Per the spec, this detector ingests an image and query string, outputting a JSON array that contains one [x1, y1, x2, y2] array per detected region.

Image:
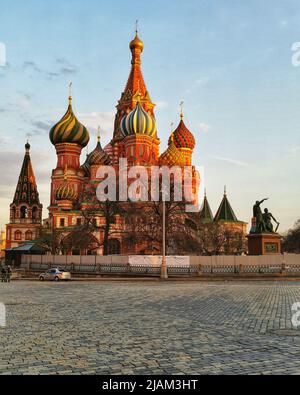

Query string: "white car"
[[39, 268, 71, 282]]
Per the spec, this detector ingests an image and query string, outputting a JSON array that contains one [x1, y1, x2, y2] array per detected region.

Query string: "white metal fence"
[[20, 253, 300, 277]]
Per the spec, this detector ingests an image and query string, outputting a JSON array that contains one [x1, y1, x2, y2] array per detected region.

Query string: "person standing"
[[6, 265, 12, 283]]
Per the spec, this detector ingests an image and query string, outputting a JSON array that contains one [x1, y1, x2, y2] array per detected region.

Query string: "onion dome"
[[87, 129, 111, 166], [49, 95, 90, 148], [130, 32, 144, 52], [120, 101, 157, 138], [104, 142, 113, 158], [81, 155, 90, 175], [170, 113, 195, 150], [159, 134, 185, 167], [55, 183, 78, 201], [55, 166, 78, 201]]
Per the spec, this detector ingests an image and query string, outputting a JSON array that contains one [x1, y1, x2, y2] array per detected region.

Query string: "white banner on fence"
[[128, 256, 190, 267]]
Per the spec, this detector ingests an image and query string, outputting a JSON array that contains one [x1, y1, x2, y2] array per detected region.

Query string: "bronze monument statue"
[[263, 208, 279, 233], [248, 198, 281, 255], [251, 198, 279, 234]]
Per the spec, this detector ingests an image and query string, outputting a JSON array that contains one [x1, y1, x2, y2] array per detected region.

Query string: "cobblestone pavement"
[[1, 280, 300, 375]]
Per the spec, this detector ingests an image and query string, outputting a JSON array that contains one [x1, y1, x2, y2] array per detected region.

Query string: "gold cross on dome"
[[180, 101, 184, 119]]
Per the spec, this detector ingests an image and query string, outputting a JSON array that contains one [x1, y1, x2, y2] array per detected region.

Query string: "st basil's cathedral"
[[5, 32, 247, 254]]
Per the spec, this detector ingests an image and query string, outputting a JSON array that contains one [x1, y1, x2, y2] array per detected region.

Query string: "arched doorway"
[[108, 239, 121, 255]]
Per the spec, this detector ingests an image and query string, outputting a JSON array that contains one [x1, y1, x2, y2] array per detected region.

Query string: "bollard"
[[281, 261, 286, 276], [198, 264, 202, 276]]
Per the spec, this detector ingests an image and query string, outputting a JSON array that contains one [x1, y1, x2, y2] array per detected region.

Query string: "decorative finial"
[[224, 185, 227, 195], [97, 126, 101, 142], [135, 19, 139, 35], [69, 82, 73, 105], [204, 188, 207, 197], [25, 139, 31, 151], [180, 101, 184, 119]]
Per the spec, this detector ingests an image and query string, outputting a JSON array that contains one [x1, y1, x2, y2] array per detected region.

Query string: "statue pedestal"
[[247, 233, 282, 255]]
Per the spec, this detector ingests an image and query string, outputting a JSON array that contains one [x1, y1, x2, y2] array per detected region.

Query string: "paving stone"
[[0, 281, 300, 374]]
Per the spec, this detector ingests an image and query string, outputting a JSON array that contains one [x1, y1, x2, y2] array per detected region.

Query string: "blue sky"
[[0, 0, 299, 231]]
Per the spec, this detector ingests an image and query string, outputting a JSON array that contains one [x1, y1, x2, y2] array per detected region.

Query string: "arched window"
[[108, 239, 121, 255], [32, 206, 38, 219], [11, 206, 16, 219], [14, 230, 22, 241], [20, 206, 27, 219], [25, 230, 33, 240]]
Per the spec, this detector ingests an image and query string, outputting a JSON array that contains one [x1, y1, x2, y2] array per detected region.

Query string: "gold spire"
[[97, 126, 101, 142], [135, 19, 139, 35], [180, 101, 184, 120], [68, 82, 73, 105]]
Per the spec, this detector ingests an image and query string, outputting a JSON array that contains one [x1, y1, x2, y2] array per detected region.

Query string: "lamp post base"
[[161, 256, 168, 279]]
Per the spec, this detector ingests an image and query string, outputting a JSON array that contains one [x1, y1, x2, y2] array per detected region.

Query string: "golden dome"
[[159, 134, 186, 167], [130, 33, 144, 52], [55, 182, 78, 201]]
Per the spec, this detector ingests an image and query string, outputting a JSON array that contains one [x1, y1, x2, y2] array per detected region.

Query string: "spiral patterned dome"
[[50, 97, 90, 148], [170, 119, 195, 150], [120, 101, 157, 138], [159, 135, 185, 167], [87, 140, 111, 166], [55, 182, 78, 201], [81, 156, 90, 175]]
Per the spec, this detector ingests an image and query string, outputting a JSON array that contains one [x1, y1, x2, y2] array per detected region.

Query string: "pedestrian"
[[6, 265, 12, 283], [1, 266, 6, 283]]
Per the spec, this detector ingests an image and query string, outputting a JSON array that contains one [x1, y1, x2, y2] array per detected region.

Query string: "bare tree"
[[283, 220, 300, 253]]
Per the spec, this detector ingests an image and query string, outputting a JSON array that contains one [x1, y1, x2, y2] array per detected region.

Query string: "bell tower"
[[6, 142, 43, 248]]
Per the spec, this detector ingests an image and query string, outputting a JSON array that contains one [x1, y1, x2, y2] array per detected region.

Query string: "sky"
[[0, 0, 299, 232]]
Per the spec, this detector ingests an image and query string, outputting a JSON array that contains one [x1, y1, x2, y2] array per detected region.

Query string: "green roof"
[[199, 195, 213, 223], [214, 192, 238, 222]]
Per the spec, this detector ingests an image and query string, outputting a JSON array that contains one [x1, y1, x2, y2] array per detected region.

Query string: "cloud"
[[198, 123, 211, 133], [211, 155, 249, 167], [29, 120, 53, 136], [23, 58, 77, 78], [156, 101, 169, 110], [23, 61, 43, 73], [78, 111, 115, 136], [195, 76, 211, 87]]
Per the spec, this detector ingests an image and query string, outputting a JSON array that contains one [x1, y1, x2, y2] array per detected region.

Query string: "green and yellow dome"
[[50, 96, 90, 148], [120, 101, 157, 138], [55, 182, 78, 201]]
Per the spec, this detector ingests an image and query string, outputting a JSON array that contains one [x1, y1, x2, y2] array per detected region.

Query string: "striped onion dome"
[[50, 97, 90, 148], [159, 134, 185, 167], [104, 142, 113, 159], [55, 182, 78, 201], [87, 140, 111, 166], [81, 155, 90, 175], [169, 118, 195, 150], [120, 101, 157, 138]]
